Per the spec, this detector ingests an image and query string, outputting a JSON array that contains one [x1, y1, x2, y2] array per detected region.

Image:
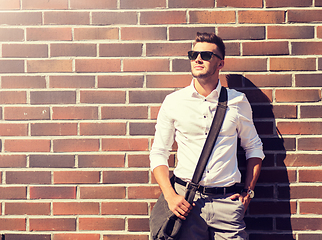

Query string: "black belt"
[[174, 176, 236, 195]]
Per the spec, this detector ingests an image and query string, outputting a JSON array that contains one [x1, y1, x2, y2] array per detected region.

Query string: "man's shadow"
[[223, 74, 294, 240]]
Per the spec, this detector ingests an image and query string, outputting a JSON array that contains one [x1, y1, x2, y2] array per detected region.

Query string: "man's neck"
[[194, 77, 219, 97]]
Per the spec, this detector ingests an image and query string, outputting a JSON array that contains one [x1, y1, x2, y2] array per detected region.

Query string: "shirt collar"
[[189, 78, 222, 102]]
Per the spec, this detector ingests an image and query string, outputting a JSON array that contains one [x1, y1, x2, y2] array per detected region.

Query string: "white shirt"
[[150, 80, 265, 187]]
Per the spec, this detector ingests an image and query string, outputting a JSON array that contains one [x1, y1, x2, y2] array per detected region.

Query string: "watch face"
[[248, 190, 255, 198]]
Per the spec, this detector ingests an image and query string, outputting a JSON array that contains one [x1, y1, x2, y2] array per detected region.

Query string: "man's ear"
[[218, 60, 225, 70]]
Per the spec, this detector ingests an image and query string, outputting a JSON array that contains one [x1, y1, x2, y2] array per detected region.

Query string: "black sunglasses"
[[188, 51, 223, 61]]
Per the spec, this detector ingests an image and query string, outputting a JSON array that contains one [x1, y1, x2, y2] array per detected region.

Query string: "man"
[[150, 32, 264, 239]]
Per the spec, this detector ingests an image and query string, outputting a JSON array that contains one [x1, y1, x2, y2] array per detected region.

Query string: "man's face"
[[190, 42, 224, 79]]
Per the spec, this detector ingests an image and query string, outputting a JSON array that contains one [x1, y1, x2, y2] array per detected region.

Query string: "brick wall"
[[0, 0, 321, 239]]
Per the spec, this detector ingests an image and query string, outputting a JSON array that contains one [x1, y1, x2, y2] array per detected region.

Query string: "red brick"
[[30, 91, 76, 104], [0, 28, 24, 41], [222, 58, 267, 72], [128, 186, 161, 199], [146, 43, 191, 57], [172, 59, 190, 72], [298, 138, 322, 151], [130, 122, 156, 136], [123, 59, 169, 72], [298, 234, 322, 240], [0, 187, 26, 199], [99, 43, 142, 57], [270, 58, 316, 71], [103, 235, 148, 240], [277, 122, 322, 135], [128, 154, 150, 168], [217, 0, 262, 7], [121, 27, 167, 40], [295, 74, 322, 87], [4, 234, 50, 240], [103, 171, 149, 184], [0, 60, 24, 73], [258, 169, 296, 183], [190, 11, 235, 24], [75, 59, 120, 73], [80, 90, 126, 104], [31, 123, 77, 136], [54, 234, 100, 240], [80, 186, 125, 199], [0, 155, 26, 168], [243, 42, 289, 56], [74, 27, 118, 40], [267, 0, 312, 7], [239, 10, 285, 24], [53, 202, 99, 215], [70, 0, 117, 9], [244, 74, 292, 87], [130, 90, 173, 103], [218, 26, 265, 40], [2, 76, 46, 89], [5, 202, 50, 215], [98, 75, 143, 88], [120, 0, 165, 8], [128, 218, 149, 232], [275, 89, 321, 103], [300, 202, 322, 215], [102, 202, 148, 215], [141, 11, 186, 25], [102, 138, 149, 151], [0, 12, 42, 25], [44, 11, 90, 25], [5, 139, 50, 152], [49, 76, 95, 88], [299, 170, 322, 182], [0, 123, 27, 136], [292, 42, 322, 55], [279, 186, 322, 199], [79, 218, 125, 231], [249, 201, 297, 215], [92, 12, 137, 25], [52, 107, 98, 120], [27, 60, 73, 73], [274, 105, 297, 119], [289, 10, 322, 23], [281, 154, 322, 167], [267, 26, 314, 39], [27, 27, 72, 41], [51, 43, 96, 57], [30, 186, 76, 199], [6, 171, 51, 184], [30, 218, 76, 231], [300, 105, 322, 118], [22, 0, 67, 9], [0, 218, 25, 231], [29, 155, 75, 168], [278, 217, 322, 231], [80, 123, 126, 136], [2, 44, 48, 58], [318, 26, 322, 38], [146, 74, 191, 88], [0, 0, 20, 9], [53, 139, 99, 152], [169, 26, 216, 41], [317, 0, 322, 6], [4, 107, 50, 120], [0, 91, 26, 104], [54, 171, 99, 184], [102, 106, 148, 120], [78, 154, 125, 168], [168, 0, 213, 7]]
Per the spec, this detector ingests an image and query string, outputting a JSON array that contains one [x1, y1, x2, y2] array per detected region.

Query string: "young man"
[[150, 32, 264, 239]]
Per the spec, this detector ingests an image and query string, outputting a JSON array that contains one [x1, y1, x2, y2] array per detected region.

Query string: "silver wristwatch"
[[242, 189, 255, 198]]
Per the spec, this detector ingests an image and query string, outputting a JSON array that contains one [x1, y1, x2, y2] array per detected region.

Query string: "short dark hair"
[[195, 32, 225, 60]]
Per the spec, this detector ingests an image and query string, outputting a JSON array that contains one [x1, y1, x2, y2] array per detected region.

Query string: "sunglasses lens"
[[200, 52, 212, 61], [188, 51, 198, 60]]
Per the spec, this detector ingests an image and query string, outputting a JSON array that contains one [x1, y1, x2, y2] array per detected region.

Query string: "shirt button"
[[204, 116, 206, 118], [205, 133, 207, 135]]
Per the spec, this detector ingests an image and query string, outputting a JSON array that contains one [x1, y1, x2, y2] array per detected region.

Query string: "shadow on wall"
[[224, 74, 295, 240]]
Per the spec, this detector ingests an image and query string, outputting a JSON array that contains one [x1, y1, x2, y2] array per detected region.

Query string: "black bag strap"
[[185, 86, 228, 203]]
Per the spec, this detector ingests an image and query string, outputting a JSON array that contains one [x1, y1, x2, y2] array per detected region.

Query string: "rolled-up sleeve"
[[237, 94, 265, 161], [150, 97, 176, 171]]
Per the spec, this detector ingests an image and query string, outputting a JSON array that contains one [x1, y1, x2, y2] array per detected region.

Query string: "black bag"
[[150, 87, 228, 240]]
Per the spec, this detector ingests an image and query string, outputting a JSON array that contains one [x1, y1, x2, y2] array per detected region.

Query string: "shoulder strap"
[[186, 87, 228, 202]]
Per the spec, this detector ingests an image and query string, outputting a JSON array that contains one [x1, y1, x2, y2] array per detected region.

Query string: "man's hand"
[[165, 192, 193, 220], [229, 192, 251, 213]]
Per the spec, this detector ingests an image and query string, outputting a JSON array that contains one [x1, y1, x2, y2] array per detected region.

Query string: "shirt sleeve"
[[236, 94, 265, 160], [150, 96, 176, 171]]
